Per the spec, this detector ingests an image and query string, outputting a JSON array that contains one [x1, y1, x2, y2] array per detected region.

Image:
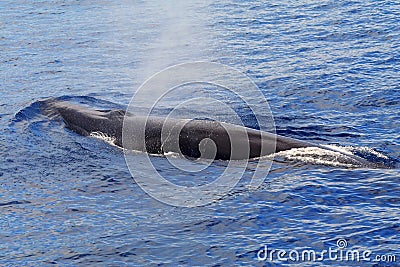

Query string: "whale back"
[[39, 99, 355, 161]]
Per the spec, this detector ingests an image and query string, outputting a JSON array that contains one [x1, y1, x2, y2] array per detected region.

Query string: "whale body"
[[39, 99, 373, 165]]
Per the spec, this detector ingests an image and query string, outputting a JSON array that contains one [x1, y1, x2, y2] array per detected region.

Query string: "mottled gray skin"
[[39, 99, 350, 161]]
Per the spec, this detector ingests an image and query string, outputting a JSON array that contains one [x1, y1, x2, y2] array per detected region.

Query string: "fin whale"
[[39, 99, 372, 165]]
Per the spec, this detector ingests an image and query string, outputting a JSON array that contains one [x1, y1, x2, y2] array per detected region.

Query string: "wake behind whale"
[[25, 96, 396, 169]]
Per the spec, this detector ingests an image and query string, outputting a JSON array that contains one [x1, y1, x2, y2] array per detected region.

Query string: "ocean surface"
[[1, 0, 399, 266]]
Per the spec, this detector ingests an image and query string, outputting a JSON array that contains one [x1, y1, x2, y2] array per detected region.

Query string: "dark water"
[[1, 0, 399, 266]]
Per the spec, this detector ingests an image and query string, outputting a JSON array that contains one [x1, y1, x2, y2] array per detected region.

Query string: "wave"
[[274, 145, 397, 169]]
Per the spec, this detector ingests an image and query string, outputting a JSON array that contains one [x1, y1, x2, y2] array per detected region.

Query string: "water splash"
[[89, 131, 117, 147], [274, 145, 397, 169]]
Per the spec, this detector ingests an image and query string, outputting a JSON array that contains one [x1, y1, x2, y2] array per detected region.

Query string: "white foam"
[[163, 151, 181, 158], [89, 131, 118, 147], [274, 146, 362, 168]]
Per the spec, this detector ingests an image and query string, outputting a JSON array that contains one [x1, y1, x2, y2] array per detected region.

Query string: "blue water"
[[1, 0, 399, 266]]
